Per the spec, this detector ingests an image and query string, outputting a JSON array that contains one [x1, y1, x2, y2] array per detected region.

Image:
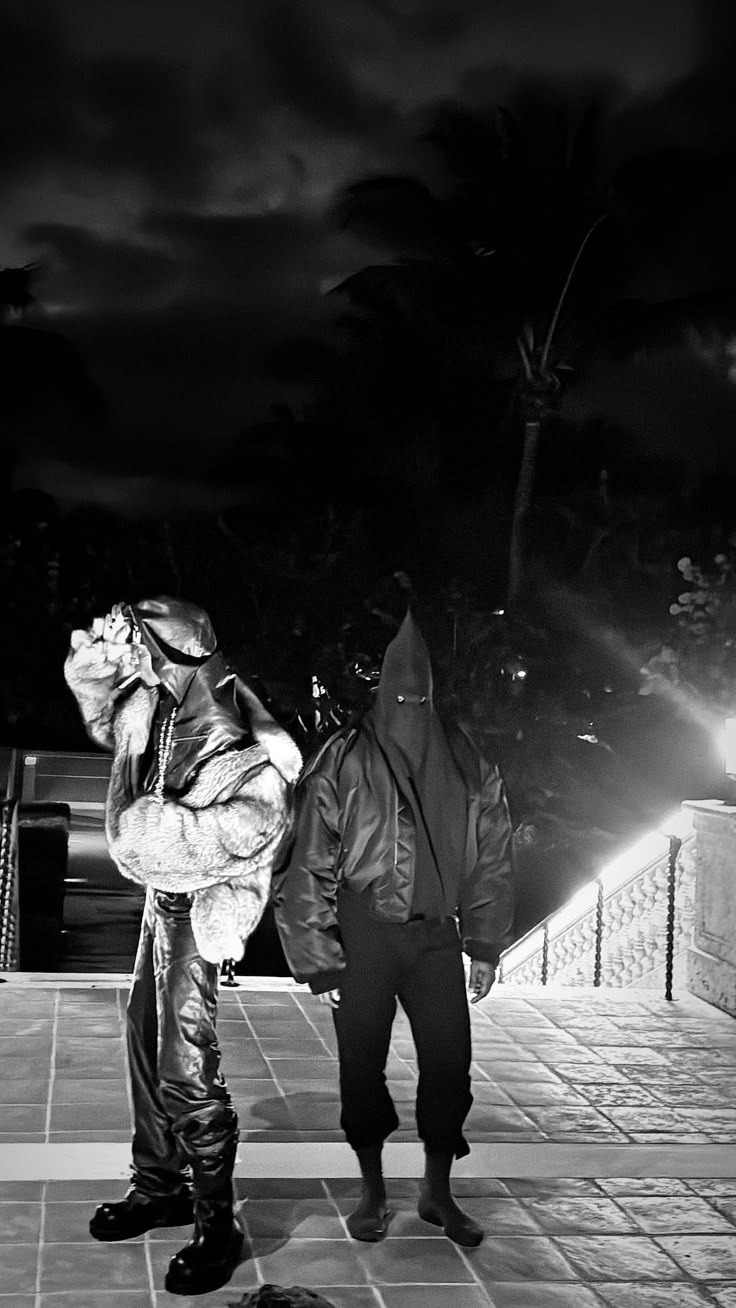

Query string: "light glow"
[[501, 806, 694, 974]]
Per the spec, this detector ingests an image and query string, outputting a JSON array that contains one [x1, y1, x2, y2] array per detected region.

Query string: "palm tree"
[[333, 80, 736, 609], [0, 263, 38, 319], [0, 262, 104, 430]]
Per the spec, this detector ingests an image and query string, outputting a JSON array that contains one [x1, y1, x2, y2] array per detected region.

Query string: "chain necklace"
[[153, 707, 178, 804]]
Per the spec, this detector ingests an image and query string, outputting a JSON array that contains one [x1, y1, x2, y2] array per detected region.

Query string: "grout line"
[[43, 991, 60, 1142], [34, 1178, 47, 1308], [120, 986, 135, 1146], [447, 1230, 496, 1305], [143, 1230, 158, 1307], [291, 991, 339, 1060], [235, 990, 292, 1109]]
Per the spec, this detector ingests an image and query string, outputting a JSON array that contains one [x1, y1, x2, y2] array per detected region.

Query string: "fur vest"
[[65, 647, 302, 963]]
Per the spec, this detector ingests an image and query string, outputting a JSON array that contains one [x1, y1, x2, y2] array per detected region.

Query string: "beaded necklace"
[[154, 707, 178, 804]]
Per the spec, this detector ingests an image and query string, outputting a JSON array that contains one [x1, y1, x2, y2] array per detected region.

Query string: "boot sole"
[[164, 1229, 244, 1296]]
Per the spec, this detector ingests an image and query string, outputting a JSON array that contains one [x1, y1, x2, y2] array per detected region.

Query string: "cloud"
[[81, 57, 213, 200], [248, 0, 395, 135], [23, 223, 179, 310], [1, 0, 723, 513]]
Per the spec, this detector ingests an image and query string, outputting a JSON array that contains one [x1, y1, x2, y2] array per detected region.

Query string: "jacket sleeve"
[[458, 762, 515, 966], [64, 639, 120, 750], [270, 761, 345, 993], [109, 758, 291, 891]]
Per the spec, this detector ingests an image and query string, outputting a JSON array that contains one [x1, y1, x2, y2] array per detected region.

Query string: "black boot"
[[346, 1143, 390, 1241], [164, 1197, 244, 1296], [89, 1187, 194, 1242], [417, 1147, 483, 1247]]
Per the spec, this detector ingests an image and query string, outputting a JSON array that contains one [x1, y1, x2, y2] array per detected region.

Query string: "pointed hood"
[[371, 611, 467, 884], [373, 610, 434, 771]]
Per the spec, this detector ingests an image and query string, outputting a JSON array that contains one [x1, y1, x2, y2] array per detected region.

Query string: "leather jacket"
[[272, 716, 515, 992]]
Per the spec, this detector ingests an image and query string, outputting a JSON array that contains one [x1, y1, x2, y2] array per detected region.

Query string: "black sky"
[[2, 0, 736, 512]]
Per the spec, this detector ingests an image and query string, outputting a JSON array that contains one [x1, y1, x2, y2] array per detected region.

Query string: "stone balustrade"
[[499, 828, 696, 990]]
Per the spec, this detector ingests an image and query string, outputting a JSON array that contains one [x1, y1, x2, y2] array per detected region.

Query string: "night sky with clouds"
[[3, 0, 736, 514]]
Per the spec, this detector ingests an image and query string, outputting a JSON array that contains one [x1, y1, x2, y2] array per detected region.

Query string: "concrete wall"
[[685, 799, 736, 1017]]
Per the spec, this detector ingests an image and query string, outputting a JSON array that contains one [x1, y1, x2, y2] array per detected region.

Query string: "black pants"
[[332, 890, 472, 1159], [126, 888, 238, 1199]]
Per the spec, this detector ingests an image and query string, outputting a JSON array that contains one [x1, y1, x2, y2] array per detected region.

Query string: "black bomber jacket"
[[271, 717, 515, 993]]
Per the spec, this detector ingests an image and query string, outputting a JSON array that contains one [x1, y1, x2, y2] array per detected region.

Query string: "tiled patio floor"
[[2, 975, 736, 1305]]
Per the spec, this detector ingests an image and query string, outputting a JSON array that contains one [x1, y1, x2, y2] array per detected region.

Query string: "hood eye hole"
[[396, 694, 405, 703]]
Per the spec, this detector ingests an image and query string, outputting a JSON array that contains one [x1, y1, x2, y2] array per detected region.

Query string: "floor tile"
[[419, 1197, 542, 1236], [620, 1197, 736, 1234], [476, 1062, 560, 1084], [39, 1240, 150, 1291], [306, 1291, 380, 1306], [1, 1242, 40, 1293], [49, 1103, 132, 1131], [0, 1183, 43, 1200], [48, 1130, 132, 1143], [256, 1038, 335, 1058], [503, 1081, 591, 1106], [0, 1017, 52, 1035], [596, 1284, 716, 1306], [0, 1080, 49, 1105], [268, 1060, 342, 1081], [236, 1179, 328, 1200], [522, 1107, 626, 1134], [357, 1236, 474, 1283], [502, 1180, 605, 1198], [579, 1084, 661, 1107], [51, 1078, 129, 1105], [0, 1201, 42, 1242], [40, 1295, 152, 1307], [0, 1105, 47, 1132], [257, 1237, 369, 1286], [596, 1179, 695, 1197], [551, 1065, 628, 1084], [45, 1181, 129, 1201], [243, 1198, 345, 1240], [522, 1197, 639, 1234], [0, 1034, 52, 1058], [485, 1286, 603, 1307], [380, 1288, 489, 1307], [44, 1200, 109, 1242], [656, 1235, 736, 1279], [555, 1236, 683, 1281], [2, 1058, 51, 1081], [466, 1236, 577, 1282]]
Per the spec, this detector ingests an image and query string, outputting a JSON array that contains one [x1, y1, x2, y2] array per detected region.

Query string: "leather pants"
[[126, 888, 238, 1200]]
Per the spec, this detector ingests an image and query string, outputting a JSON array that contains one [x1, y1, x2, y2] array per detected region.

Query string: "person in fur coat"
[[64, 596, 301, 1297]]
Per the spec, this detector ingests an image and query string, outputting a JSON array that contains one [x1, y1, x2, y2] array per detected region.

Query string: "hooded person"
[[64, 596, 301, 1297], [272, 611, 515, 1247]]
